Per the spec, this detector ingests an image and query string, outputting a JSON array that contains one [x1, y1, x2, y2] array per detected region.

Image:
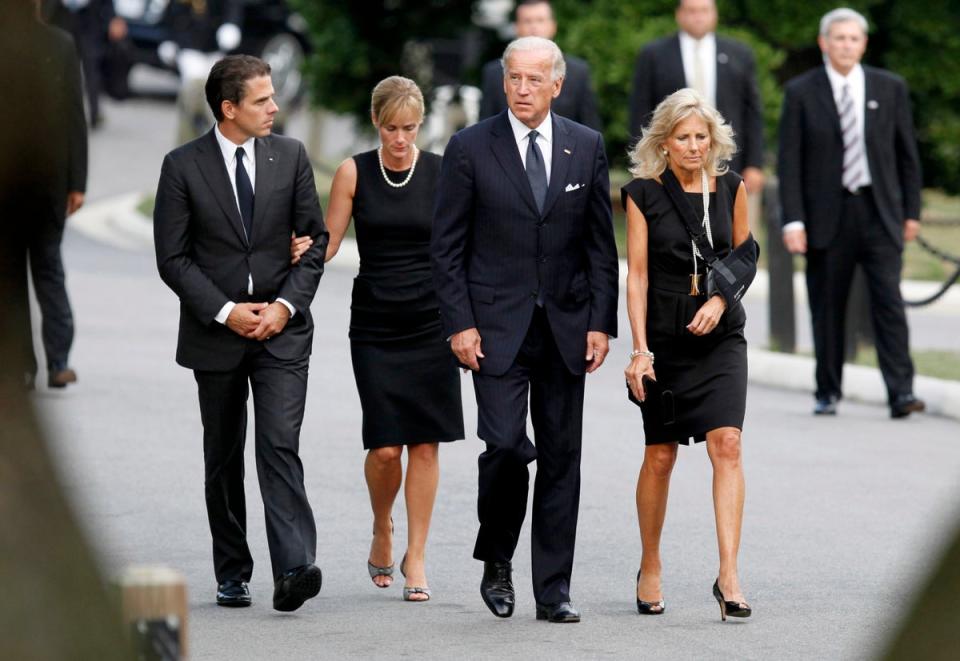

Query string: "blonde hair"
[[370, 76, 425, 126], [628, 88, 737, 180]]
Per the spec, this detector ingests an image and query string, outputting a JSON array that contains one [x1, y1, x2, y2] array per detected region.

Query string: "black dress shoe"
[[216, 580, 251, 607], [273, 564, 322, 612], [891, 394, 926, 419], [480, 561, 515, 618], [813, 395, 838, 415], [535, 601, 581, 623]]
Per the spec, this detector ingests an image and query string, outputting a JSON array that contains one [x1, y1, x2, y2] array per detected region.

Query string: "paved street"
[[29, 96, 960, 659]]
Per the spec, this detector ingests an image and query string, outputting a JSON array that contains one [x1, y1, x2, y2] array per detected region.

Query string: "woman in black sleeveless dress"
[[303, 77, 463, 602], [622, 89, 753, 620]]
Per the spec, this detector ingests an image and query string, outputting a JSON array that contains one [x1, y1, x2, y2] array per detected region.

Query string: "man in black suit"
[[432, 36, 619, 623], [479, 0, 602, 131], [628, 0, 764, 194], [42, 0, 127, 128], [154, 55, 328, 610], [778, 8, 924, 419], [1, 0, 87, 390]]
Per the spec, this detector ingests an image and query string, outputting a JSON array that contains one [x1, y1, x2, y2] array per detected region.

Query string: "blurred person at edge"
[[0, 0, 87, 389], [628, 0, 764, 196], [479, 0, 602, 131], [778, 8, 925, 419]]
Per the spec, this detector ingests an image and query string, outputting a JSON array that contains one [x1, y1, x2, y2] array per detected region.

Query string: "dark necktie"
[[235, 147, 254, 240], [525, 129, 548, 214]]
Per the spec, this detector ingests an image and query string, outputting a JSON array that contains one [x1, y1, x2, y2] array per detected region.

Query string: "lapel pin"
[[867, 100, 879, 110], [563, 148, 571, 155], [718, 52, 729, 64]]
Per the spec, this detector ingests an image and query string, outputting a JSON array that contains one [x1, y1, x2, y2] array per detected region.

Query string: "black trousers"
[[471, 308, 585, 606], [28, 226, 74, 373], [194, 343, 316, 583], [806, 191, 914, 403]]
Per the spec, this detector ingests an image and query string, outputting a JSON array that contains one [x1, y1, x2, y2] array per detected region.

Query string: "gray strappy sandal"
[[367, 518, 394, 588], [400, 553, 431, 602]]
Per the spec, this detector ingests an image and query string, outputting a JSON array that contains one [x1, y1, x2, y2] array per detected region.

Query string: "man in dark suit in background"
[[479, 0, 602, 131], [628, 0, 764, 194], [432, 36, 619, 623], [43, 0, 127, 128], [154, 55, 328, 610], [778, 8, 924, 419], [0, 0, 87, 390]]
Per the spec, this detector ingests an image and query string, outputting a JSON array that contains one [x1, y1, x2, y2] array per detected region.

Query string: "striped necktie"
[[838, 83, 865, 193]]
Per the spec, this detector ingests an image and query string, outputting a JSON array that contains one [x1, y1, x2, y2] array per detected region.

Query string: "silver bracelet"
[[629, 349, 654, 363]]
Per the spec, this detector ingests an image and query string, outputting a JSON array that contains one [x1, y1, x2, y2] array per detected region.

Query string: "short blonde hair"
[[370, 76, 425, 126], [628, 88, 737, 180]]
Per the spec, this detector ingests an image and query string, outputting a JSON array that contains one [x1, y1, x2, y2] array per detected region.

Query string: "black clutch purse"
[[627, 375, 676, 426]]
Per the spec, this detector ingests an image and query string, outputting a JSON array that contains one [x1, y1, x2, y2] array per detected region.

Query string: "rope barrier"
[[904, 220, 960, 306]]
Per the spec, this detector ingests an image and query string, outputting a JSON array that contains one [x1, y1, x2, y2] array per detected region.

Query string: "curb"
[[71, 193, 960, 421]]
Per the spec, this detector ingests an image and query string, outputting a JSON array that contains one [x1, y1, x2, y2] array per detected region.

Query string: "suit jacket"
[[154, 130, 328, 371], [0, 18, 86, 222], [431, 111, 619, 377], [42, 0, 115, 42], [777, 65, 922, 251], [479, 55, 603, 131], [628, 33, 764, 173]]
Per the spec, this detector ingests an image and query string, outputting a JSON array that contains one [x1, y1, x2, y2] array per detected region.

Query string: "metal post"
[[764, 179, 796, 353]]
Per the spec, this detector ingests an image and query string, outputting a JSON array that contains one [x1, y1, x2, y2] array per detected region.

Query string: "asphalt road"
[[28, 95, 960, 659]]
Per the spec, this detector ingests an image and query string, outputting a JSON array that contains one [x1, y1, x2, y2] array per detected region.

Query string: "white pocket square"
[[564, 183, 582, 192]]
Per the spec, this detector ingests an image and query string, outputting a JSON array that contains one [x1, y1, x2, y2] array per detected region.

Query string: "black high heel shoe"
[[712, 579, 751, 621], [635, 570, 665, 615]]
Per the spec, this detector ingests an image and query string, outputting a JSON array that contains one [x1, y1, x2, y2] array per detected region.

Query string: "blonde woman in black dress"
[[294, 77, 464, 601], [622, 89, 752, 620]]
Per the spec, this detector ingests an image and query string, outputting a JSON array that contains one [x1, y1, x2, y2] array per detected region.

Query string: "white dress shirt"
[[212, 124, 295, 324], [507, 109, 553, 183], [783, 62, 872, 234], [679, 31, 717, 107]]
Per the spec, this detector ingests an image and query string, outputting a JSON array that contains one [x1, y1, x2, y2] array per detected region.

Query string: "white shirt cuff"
[[215, 301, 235, 325], [782, 221, 805, 234], [276, 298, 296, 318]]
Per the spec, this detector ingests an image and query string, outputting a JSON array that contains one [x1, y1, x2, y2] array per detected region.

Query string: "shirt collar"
[[507, 109, 553, 146], [679, 31, 716, 51], [824, 62, 864, 94], [214, 123, 256, 166]]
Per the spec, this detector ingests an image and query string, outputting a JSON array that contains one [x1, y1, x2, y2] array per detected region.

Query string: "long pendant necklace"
[[689, 168, 714, 295], [377, 145, 419, 188]]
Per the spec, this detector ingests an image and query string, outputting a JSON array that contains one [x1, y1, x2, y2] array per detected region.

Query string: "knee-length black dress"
[[621, 172, 747, 445], [349, 149, 464, 449]]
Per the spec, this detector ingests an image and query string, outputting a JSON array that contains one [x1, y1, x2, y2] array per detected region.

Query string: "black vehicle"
[[109, 0, 309, 106]]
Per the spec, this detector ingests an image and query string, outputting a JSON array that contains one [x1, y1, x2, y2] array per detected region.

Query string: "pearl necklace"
[[377, 145, 419, 188]]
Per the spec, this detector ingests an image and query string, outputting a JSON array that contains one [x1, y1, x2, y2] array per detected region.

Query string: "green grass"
[[852, 348, 960, 382]]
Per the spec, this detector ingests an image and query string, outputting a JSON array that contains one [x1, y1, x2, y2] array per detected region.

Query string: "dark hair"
[[514, 0, 553, 20], [205, 55, 271, 122]]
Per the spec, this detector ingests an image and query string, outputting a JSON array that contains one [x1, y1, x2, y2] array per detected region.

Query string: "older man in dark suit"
[[433, 36, 619, 623], [154, 55, 328, 610], [479, 0, 602, 131], [778, 8, 924, 418], [628, 0, 764, 194]]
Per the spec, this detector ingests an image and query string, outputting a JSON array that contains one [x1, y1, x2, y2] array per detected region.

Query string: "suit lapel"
[[813, 67, 843, 139], [251, 137, 278, 244], [195, 130, 247, 246], [863, 66, 877, 144], [489, 112, 539, 216], [540, 115, 573, 218], [714, 37, 729, 115], [667, 34, 687, 90]]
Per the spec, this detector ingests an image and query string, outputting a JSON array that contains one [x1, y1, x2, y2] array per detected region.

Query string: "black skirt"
[[350, 278, 464, 449], [639, 274, 747, 446]]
